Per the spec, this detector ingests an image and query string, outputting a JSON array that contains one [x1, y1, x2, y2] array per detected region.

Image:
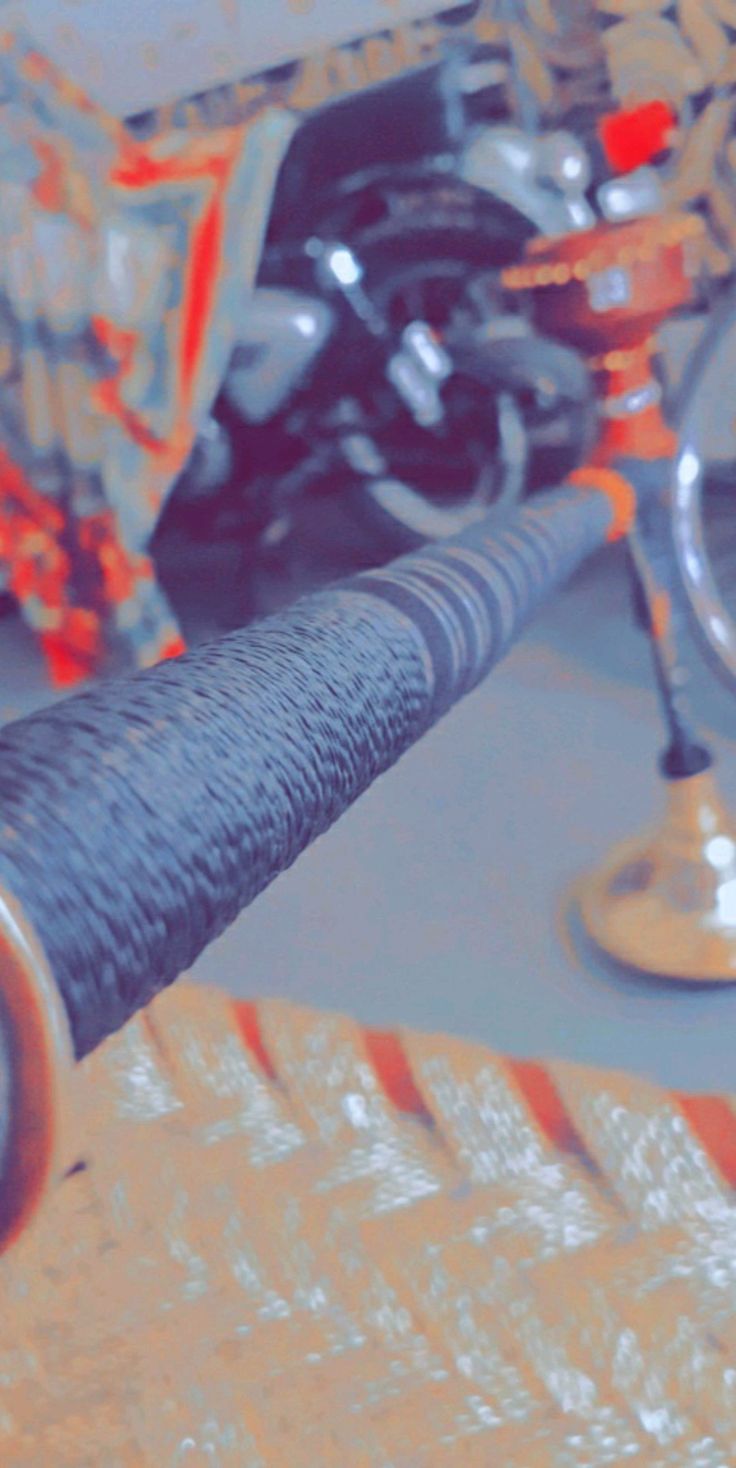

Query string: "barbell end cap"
[[0, 887, 74, 1253]]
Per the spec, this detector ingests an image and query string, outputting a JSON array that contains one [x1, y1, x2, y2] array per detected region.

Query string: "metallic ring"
[[0, 888, 74, 1253], [602, 379, 663, 420]]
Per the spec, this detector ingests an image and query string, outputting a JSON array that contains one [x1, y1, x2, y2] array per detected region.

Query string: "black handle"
[[0, 482, 613, 1059]]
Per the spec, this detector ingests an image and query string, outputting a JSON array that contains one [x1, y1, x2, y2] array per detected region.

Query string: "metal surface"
[[670, 290, 736, 692], [460, 125, 596, 237], [671, 441, 736, 690], [15, 0, 475, 119], [223, 288, 334, 424], [0, 888, 74, 1252], [576, 769, 736, 983]]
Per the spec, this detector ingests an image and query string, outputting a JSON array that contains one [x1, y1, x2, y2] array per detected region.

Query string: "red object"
[[599, 100, 676, 175], [505, 1057, 585, 1154], [232, 1000, 278, 1080], [38, 608, 103, 688], [504, 212, 702, 463], [567, 465, 637, 540], [363, 1028, 433, 1120]]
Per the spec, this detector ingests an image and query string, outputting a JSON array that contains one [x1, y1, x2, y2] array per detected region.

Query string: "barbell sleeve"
[[0, 480, 618, 1070]]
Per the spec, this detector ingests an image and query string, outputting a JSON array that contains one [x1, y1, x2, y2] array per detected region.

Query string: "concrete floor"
[[4, 534, 736, 1095]]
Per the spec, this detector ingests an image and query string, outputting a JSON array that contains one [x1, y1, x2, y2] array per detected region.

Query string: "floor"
[[4, 526, 736, 1097]]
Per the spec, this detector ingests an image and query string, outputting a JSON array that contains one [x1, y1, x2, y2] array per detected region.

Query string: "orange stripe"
[[505, 1057, 588, 1155], [567, 465, 637, 543], [159, 636, 187, 662], [180, 193, 224, 396], [650, 589, 671, 643], [363, 1029, 432, 1120], [674, 1094, 736, 1189], [232, 1001, 278, 1081]]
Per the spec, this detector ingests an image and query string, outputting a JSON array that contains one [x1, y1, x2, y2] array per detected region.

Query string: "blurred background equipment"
[[1, 0, 736, 686], [166, 22, 602, 620], [0, 1, 616, 676]]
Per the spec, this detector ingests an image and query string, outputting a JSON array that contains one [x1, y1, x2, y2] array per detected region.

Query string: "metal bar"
[[0, 479, 615, 1065]]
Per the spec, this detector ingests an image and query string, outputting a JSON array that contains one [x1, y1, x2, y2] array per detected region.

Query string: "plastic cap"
[[599, 102, 676, 175]]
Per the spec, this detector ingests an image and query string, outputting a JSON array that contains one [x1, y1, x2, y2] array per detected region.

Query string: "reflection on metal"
[[387, 320, 453, 428], [343, 433, 387, 477], [367, 476, 493, 539], [460, 124, 596, 236], [601, 379, 662, 420], [587, 265, 632, 314], [0, 887, 75, 1253], [177, 415, 234, 502], [670, 284, 736, 693], [576, 770, 736, 983], [316, 240, 386, 336], [535, 129, 591, 195], [223, 288, 334, 424], [365, 387, 526, 537], [388, 351, 445, 426], [458, 57, 509, 94], [403, 321, 453, 384], [0, 1001, 10, 1195], [597, 165, 665, 224]]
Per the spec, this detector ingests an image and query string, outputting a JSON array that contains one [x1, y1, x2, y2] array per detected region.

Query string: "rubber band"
[[567, 464, 637, 542]]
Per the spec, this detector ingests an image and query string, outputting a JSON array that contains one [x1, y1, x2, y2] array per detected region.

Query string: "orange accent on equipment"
[[181, 188, 228, 397], [567, 465, 637, 542], [159, 636, 187, 662]]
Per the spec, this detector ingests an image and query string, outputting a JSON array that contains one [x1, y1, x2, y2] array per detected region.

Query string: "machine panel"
[[15, 0, 476, 119]]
